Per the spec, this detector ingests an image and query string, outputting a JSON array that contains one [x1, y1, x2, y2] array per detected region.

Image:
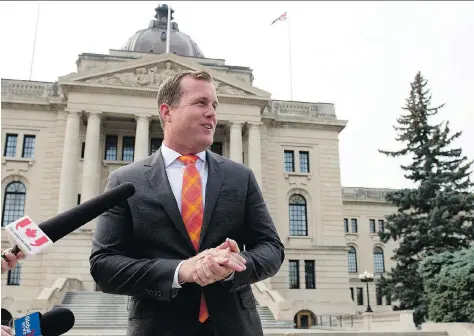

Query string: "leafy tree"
[[419, 247, 474, 322], [377, 71, 474, 325]]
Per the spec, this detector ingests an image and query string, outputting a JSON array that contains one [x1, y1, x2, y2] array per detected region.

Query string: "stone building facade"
[[1, 5, 397, 329]]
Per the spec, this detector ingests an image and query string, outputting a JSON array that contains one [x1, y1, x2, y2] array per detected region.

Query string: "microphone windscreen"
[[39, 182, 135, 242], [40, 307, 75, 336]]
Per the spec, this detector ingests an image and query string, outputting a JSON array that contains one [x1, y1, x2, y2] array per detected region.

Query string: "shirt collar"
[[160, 143, 207, 168]]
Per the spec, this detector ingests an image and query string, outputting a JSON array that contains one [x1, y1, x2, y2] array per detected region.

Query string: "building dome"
[[121, 4, 205, 58]]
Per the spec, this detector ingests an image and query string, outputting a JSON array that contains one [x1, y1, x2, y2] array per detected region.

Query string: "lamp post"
[[359, 271, 374, 313]]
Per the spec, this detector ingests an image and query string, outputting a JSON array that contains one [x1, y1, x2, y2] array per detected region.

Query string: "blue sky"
[[1, 1, 472, 190]]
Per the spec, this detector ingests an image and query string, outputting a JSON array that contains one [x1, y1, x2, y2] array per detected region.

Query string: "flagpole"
[[29, 3, 41, 80], [287, 11, 293, 101], [166, 4, 171, 53]]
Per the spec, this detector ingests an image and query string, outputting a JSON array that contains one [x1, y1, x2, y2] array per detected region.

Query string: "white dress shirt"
[[159, 144, 233, 288]]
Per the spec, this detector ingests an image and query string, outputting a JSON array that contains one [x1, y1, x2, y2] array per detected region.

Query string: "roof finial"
[[155, 4, 174, 22]]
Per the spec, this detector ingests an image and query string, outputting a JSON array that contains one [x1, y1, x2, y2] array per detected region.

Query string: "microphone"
[[13, 307, 75, 336], [1, 182, 135, 261]]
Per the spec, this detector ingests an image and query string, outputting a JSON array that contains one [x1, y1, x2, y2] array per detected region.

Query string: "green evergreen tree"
[[377, 71, 474, 325], [419, 247, 474, 323]]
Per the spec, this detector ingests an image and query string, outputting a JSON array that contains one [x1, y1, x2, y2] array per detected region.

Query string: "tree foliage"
[[377, 72, 474, 325], [419, 247, 474, 322]]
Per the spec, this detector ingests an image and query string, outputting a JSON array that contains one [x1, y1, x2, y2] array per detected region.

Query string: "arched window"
[[2, 181, 26, 227], [348, 246, 358, 273], [7, 263, 21, 286], [289, 194, 307, 236], [373, 247, 385, 273]]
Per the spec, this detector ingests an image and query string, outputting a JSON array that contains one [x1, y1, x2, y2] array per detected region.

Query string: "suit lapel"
[[144, 149, 196, 253], [200, 150, 225, 247]]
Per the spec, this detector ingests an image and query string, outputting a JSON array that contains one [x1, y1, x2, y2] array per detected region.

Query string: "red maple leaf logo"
[[25, 228, 37, 238]]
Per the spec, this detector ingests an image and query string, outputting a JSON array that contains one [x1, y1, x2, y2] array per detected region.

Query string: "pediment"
[[59, 53, 270, 98]]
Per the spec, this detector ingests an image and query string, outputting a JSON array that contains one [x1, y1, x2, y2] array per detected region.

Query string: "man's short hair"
[[156, 69, 214, 128]]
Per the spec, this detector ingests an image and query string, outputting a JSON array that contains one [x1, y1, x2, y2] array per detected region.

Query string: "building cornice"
[[59, 82, 269, 108]]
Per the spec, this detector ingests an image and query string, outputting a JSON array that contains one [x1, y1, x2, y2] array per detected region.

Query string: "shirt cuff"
[[172, 260, 185, 288], [223, 271, 235, 281]]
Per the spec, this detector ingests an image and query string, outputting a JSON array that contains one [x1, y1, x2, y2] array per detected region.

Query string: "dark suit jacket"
[[89, 148, 285, 336]]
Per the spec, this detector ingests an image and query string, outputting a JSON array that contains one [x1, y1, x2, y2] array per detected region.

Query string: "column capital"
[[135, 115, 152, 122], [248, 122, 263, 127], [229, 121, 244, 127], [64, 109, 82, 116], [86, 110, 102, 116]]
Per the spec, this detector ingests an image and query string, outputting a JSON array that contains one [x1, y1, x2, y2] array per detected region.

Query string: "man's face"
[[161, 76, 218, 154]]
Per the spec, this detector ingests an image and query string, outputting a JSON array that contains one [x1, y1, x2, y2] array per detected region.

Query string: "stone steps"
[[56, 291, 292, 330]]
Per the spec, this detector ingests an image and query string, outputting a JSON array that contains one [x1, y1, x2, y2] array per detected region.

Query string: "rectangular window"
[[284, 150, 295, 172], [357, 287, 364, 305], [81, 142, 85, 158], [299, 151, 310, 173], [369, 219, 376, 233], [22, 135, 36, 158], [105, 135, 118, 160], [150, 138, 162, 155], [350, 287, 354, 301], [4, 134, 18, 157], [351, 218, 358, 233], [378, 219, 385, 232], [77, 194, 81, 205], [376, 286, 383, 305], [289, 260, 299, 289], [386, 294, 392, 305], [304, 260, 315, 289], [122, 136, 135, 162], [210, 142, 223, 155], [344, 218, 349, 233], [7, 265, 21, 286]]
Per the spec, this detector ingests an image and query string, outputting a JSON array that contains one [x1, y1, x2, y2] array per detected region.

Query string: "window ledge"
[[284, 172, 312, 180], [2, 157, 35, 165], [288, 235, 312, 240], [345, 233, 359, 237], [102, 160, 133, 166]]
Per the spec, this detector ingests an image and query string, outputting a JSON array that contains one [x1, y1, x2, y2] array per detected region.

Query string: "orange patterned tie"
[[179, 155, 209, 323]]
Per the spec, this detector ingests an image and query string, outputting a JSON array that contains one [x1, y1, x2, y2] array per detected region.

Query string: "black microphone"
[[1, 182, 135, 260], [14, 307, 75, 336]]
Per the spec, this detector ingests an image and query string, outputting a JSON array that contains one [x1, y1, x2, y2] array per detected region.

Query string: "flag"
[[270, 11, 287, 25]]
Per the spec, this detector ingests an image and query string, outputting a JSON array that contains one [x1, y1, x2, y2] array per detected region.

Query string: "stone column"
[[81, 111, 102, 203], [57, 110, 81, 213], [247, 122, 263, 187], [134, 115, 151, 161], [229, 122, 243, 163]]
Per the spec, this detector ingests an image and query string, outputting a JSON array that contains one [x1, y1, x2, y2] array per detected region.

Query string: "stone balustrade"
[[342, 187, 397, 203], [262, 99, 337, 121], [1, 79, 62, 99]]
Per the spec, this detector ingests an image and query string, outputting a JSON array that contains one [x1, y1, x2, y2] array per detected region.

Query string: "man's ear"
[[159, 103, 171, 124]]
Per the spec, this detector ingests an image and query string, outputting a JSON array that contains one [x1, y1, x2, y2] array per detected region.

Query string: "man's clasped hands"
[[178, 238, 246, 286]]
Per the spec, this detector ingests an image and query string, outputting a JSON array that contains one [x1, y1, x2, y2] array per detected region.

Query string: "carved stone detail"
[[84, 61, 187, 87], [82, 62, 250, 95], [215, 81, 247, 95]]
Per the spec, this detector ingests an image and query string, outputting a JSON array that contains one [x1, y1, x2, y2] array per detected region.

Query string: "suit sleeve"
[[226, 169, 285, 292], [89, 171, 182, 301]]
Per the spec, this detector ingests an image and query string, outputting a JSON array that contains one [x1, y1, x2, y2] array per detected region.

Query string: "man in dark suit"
[[89, 69, 285, 336]]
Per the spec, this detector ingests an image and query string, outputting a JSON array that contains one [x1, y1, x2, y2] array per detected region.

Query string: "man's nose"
[[204, 107, 216, 118]]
